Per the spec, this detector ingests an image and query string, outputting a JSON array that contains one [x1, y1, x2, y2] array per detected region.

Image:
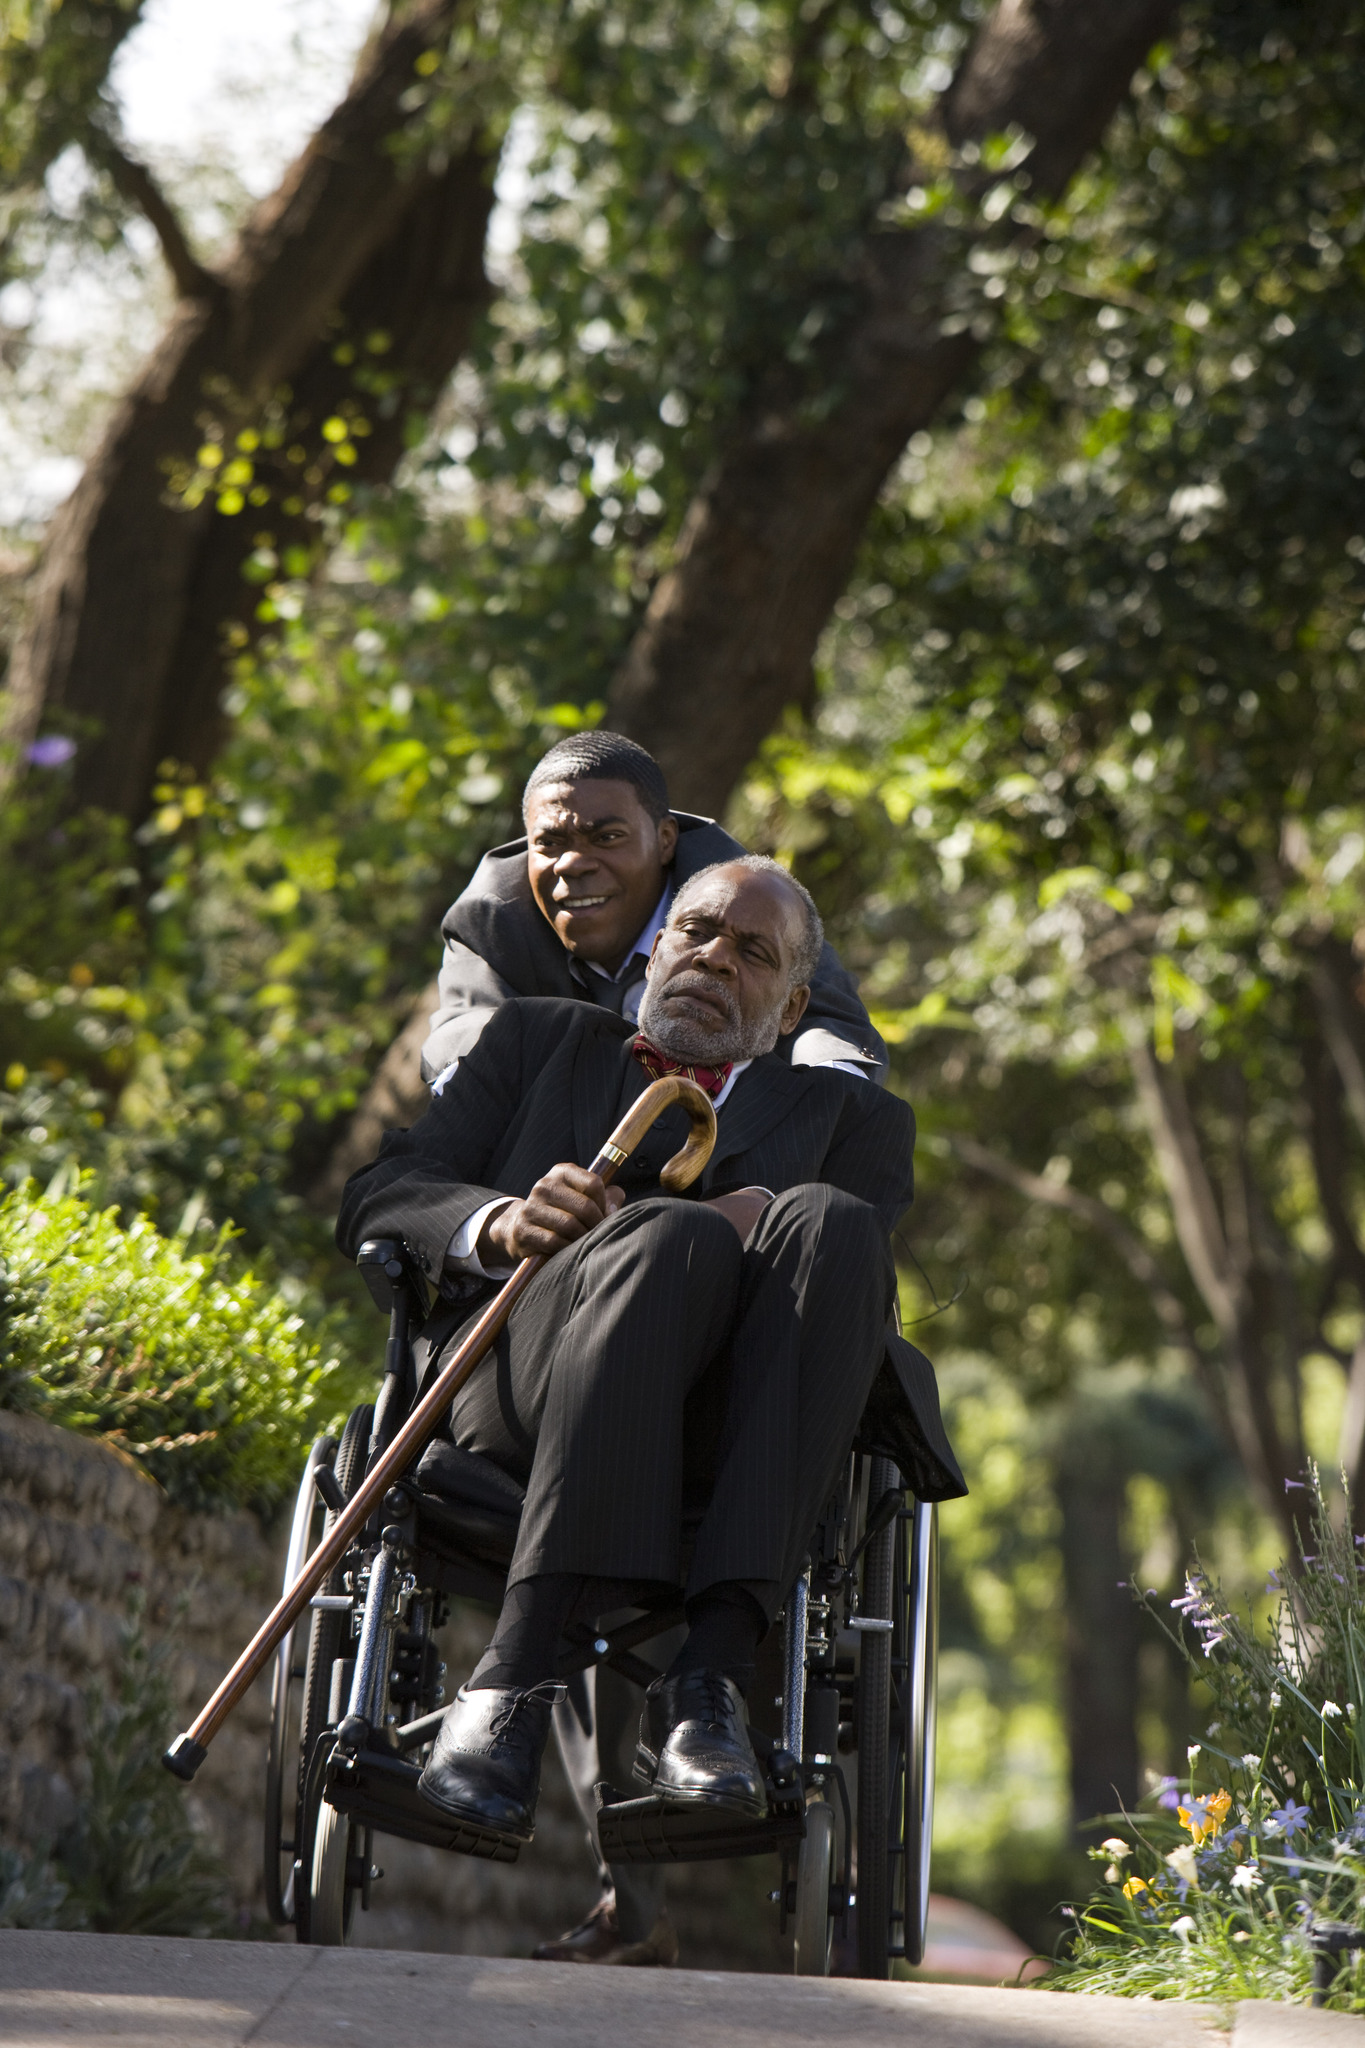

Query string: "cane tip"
[[163, 1732, 207, 1781]]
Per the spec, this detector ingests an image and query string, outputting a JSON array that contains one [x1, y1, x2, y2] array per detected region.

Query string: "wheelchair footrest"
[[324, 1743, 521, 1864], [594, 1783, 806, 1864]]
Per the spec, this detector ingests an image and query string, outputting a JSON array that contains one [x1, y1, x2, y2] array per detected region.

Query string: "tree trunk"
[[1130, 1042, 1306, 1545], [605, 0, 1180, 817], [2, 0, 495, 819], [1056, 1439, 1140, 1832]]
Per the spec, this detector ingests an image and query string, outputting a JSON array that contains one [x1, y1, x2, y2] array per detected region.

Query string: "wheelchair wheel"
[[793, 1796, 837, 1976], [293, 1403, 372, 1943], [308, 1795, 360, 1945], [263, 1433, 338, 1923], [854, 1460, 939, 1977]]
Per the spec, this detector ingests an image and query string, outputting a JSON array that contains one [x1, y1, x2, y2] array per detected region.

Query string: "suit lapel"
[[706, 1056, 812, 1183], [571, 1018, 635, 1169]]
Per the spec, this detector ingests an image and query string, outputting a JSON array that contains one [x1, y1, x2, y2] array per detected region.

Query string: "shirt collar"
[[712, 1058, 751, 1111]]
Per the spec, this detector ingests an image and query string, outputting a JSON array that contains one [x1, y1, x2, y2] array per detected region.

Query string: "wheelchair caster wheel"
[[792, 1797, 836, 1976], [308, 1798, 360, 1945]]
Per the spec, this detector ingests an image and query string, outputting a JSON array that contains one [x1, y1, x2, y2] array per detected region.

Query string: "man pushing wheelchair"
[[336, 848, 961, 1854]]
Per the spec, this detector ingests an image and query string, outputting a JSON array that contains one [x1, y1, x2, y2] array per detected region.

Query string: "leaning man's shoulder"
[[501, 994, 631, 1042]]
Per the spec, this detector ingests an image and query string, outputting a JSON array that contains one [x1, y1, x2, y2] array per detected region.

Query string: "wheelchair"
[[262, 1236, 939, 1979]]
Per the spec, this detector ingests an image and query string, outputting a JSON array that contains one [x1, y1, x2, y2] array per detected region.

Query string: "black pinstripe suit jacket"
[[338, 999, 965, 1501]]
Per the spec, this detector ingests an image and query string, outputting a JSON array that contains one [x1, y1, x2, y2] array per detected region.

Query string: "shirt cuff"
[[445, 1198, 517, 1279], [825, 1058, 873, 1079]]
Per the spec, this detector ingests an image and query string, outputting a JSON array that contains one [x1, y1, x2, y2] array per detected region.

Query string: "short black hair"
[[522, 731, 670, 824]]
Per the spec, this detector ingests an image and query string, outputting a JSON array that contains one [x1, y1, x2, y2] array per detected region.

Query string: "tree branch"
[[89, 131, 221, 301], [946, 1132, 1202, 1360], [1129, 1040, 1238, 1338]]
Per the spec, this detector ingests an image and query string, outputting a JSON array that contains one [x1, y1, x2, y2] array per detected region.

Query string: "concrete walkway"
[[0, 1932, 1360, 2046]]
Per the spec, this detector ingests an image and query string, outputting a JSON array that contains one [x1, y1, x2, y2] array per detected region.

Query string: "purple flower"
[[1154, 1775, 1182, 1810], [1171, 1573, 1231, 1655], [26, 735, 76, 767], [1267, 1799, 1311, 1838]]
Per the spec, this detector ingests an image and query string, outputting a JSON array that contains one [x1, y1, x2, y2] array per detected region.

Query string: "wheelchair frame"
[[262, 1238, 938, 1977]]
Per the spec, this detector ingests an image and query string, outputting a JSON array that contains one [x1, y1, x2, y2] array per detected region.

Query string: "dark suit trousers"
[[442, 1184, 895, 1623]]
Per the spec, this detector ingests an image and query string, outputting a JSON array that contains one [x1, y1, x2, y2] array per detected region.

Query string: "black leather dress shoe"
[[417, 1681, 563, 1842], [634, 1670, 767, 1818]]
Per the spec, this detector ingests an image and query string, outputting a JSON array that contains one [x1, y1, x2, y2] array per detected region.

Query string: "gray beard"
[[636, 976, 781, 1065]]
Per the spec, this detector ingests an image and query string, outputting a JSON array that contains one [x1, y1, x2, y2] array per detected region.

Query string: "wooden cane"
[[164, 1075, 717, 1780]]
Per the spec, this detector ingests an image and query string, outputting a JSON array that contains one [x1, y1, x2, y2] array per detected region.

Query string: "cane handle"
[[588, 1074, 716, 1192]]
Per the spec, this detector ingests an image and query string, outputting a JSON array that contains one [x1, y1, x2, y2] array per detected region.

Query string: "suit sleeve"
[[818, 1086, 915, 1235], [790, 940, 888, 1083], [338, 1003, 528, 1285], [420, 938, 517, 1081]]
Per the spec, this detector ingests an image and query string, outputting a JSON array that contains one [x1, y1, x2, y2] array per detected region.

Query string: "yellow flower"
[[1179, 1788, 1232, 1846], [1122, 1877, 1148, 1900]]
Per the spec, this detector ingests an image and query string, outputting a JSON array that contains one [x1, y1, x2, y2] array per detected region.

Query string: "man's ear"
[[656, 814, 679, 864], [645, 927, 666, 981], [778, 983, 811, 1036]]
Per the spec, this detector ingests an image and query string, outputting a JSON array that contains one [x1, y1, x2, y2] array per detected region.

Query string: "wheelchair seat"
[[412, 1439, 525, 1559]]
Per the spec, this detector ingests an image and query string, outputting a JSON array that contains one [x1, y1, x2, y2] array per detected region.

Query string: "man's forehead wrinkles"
[[671, 898, 786, 951], [533, 806, 629, 832]]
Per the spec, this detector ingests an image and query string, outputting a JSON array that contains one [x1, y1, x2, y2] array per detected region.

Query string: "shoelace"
[[487, 1678, 567, 1751], [682, 1671, 738, 1727]]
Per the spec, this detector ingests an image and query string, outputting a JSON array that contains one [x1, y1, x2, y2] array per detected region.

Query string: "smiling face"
[[636, 864, 812, 1064], [525, 778, 679, 973]]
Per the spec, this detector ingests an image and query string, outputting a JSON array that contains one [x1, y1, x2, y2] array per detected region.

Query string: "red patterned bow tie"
[[631, 1034, 732, 1101]]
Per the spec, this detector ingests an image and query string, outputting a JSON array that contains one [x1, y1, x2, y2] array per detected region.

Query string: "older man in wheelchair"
[[335, 853, 961, 1892]]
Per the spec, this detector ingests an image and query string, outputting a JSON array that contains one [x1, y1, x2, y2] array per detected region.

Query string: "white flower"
[[1322, 1700, 1343, 1718], [1230, 1863, 1262, 1892], [1241, 1753, 1260, 1769], [1232, 1930, 1251, 1943], [1187, 1743, 1202, 1762], [1166, 1845, 1199, 1888], [1269, 1691, 1282, 1710], [1171, 1915, 1197, 1940], [1206, 1723, 1221, 1737], [1101, 1837, 1132, 1860]]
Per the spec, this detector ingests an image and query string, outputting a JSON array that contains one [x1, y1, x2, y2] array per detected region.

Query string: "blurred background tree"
[[1, 0, 1362, 1961]]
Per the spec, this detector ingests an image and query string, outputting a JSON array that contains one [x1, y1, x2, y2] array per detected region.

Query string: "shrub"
[[0, 1177, 352, 1512], [1052, 1469, 1365, 2012]]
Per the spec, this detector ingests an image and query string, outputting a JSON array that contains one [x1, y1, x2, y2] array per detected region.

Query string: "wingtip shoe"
[[634, 1670, 767, 1818], [417, 1680, 564, 1843]]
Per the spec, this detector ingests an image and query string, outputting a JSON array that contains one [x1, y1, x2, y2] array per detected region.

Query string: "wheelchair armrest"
[[356, 1238, 428, 1317]]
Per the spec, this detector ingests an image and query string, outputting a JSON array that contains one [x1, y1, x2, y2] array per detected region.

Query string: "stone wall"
[[0, 1411, 785, 1969]]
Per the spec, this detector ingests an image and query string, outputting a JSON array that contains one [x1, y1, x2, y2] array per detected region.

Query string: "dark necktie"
[[631, 1033, 733, 1101]]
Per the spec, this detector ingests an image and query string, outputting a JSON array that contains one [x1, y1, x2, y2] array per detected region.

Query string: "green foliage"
[[727, 0, 1365, 1476], [0, 1599, 237, 1936], [0, 1177, 352, 1512], [1054, 1472, 1365, 2009], [0, 0, 149, 292]]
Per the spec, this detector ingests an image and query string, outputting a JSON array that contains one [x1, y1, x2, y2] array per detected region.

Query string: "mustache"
[[658, 970, 738, 1020]]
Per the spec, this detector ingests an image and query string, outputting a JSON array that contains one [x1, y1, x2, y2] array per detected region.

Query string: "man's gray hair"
[[670, 856, 824, 989]]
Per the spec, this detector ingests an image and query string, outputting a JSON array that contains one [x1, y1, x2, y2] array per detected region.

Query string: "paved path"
[[0, 1932, 1359, 2046]]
